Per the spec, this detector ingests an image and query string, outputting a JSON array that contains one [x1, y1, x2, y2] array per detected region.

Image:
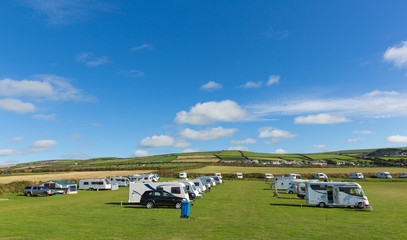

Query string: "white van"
[[400, 172, 407, 178], [110, 177, 130, 187], [179, 172, 187, 178], [128, 181, 189, 204], [349, 173, 364, 179], [79, 179, 116, 190], [264, 173, 274, 179], [377, 172, 392, 178], [314, 173, 328, 179], [236, 173, 243, 179], [305, 181, 369, 208]]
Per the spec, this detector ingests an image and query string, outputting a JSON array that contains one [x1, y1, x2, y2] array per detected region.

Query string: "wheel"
[[288, 190, 293, 194], [146, 201, 154, 209], [357, 202, 364, 209], [43, 192, 49, 197], [26, 192, 32, 197], [175, 202, 182, 209], [318, 202, 326, 208]]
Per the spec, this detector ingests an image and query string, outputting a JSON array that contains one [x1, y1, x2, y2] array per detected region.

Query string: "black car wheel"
[[26, 192, 32, 197], [146, 201, 154, 209], [43, 192, 49, 197], [175, 202, 182, 209], [318, 202, 326, 208]]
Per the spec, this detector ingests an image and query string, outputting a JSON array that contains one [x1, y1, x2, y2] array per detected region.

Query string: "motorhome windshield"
[[340, 187, 364, 197]]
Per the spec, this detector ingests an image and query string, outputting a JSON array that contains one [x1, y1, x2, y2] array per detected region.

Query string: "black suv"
[[140, 190, 186, 209]]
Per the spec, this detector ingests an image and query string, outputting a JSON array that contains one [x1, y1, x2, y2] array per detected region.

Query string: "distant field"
[[0, 180, 406, 239], [0, 170, 153, 184], [173, 155, 220, 163], [185, 166, 407, 175]]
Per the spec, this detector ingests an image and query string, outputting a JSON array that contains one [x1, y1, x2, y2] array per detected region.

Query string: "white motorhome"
[[179, 180, 201, 198], [286, 179, 319, 194], [79, 179, 117, 190], [214, 173, 222, 178], [283, 173, 301, 179], [191, 179, 207, 193], [399, 172, 407, 178], [211, 176, 223, 184], [377, 172, 392, 178], [274, 176, 296, 190], [110, 177, 130, 187], [314, 173, 328, 179], [129, 174, 156, 182], [199, 176, 216, 187], [349, 173, 364, 179], [264, 173, 274, 179], [179, 172, 187, 178], [236, 173, 243, 179], [305, 182, 369, 208], [128, 182, 189, 204]]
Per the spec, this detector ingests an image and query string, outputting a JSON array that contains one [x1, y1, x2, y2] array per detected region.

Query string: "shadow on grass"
[[105, 202, 183, 210]]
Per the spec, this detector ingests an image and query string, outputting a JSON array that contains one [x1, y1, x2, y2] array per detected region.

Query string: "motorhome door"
[[333, 187, 340, 205], [327, 186, 333, 204]]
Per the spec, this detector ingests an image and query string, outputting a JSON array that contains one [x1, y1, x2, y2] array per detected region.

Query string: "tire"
[[288, 191, 293, 194], [318, 202, 326, 208], [357, 202, 364, 209], [43, 192, 49, 197], [175, 202, 182, 209], [146, 201, 154, 209], [26, 192, 32, 197]]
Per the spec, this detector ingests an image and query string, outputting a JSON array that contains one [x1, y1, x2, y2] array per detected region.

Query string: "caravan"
[[110, 177, 130, 187], [264, 173, 274, 179], [377, 172, 392, 178], [128, 182, 189, 204], [79, 179, 117, 190], [274, 176, 298, 190], [179, 180, 201, 198], [349, 173, 364, 179], [399, 172, 407, 178], [314, 173, 328, 179], [305, 181, 369, 208], [190, 178, 207, 193]]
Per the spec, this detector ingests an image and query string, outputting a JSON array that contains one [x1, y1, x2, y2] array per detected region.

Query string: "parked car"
[[140, 190, 186, 209], [23, 185, 57, 197]]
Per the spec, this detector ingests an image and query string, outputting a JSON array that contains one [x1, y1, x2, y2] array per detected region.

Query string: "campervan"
[[128, 182, 189, 204], [274, 176, 296, 190], [79, 179, 117, 190], [264, 173, 274, 179], [305, 182, 369, 208], [211, 176, 223, 184], [129, 174, 156, 182], [283, 173, 301, 179], [349, 173, 364, 179], [236, 173, 243, 179], [110, 177, 130, 187], [286, 179, 318, 194], [179, 172, 187, 178], [199, 176, 216, 187], [190, 178, 207, 193], [179, 180, 201, 198], [400, 172, 407, 178], [377, 172, 392, 178], [314, 173, 328, 179], [215, 173, 222, 178]]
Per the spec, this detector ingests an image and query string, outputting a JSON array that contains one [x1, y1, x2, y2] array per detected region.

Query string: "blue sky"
[[1, 0, 407, 165]]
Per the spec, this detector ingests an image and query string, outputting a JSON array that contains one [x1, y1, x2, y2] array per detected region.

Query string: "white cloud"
[[70, 133, 83, 140], [242, 81, 263, 88], [201, 81, 222, 91], [175, 100, 248, 125], [76, 52, 109, 67], [364, 90, 399, 97], [384, 41, 407, 68], [313, 144, 326, 148], [139, 135, 190, 148], [180, 127, 238, 141], [230, 138, 257, 145], [63, 152, 92, 159], [228, 146, 249, 151], [32, 139, 57, 148], [182, 148, 200, 153], [33, 113, 56, 120], [274, 148, 287, 154], [121, 70, 145, 78], [295, 114, 351, 124], [132, 150, 152, 157], [8, 137, 24, 143], [258, 127, 297, 139], [131, 44, 154, 51], [0, 149, 20, 156], [0, 75, 95, 102], [387, 135, 407, 143], [347, 138, 364, 143], [0, 98, 36, 114], [353, 130, 374, 134], [267, 75, 280, 86], [26, 0, 112, 25], [249, 91, 407, 118], [264, 139, 282, 145]]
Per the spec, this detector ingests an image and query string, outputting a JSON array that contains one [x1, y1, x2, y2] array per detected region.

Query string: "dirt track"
[[0, 170, 154, 184]]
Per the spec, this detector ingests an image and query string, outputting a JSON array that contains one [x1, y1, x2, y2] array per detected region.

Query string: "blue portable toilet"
[[180, 201, 190, 218]]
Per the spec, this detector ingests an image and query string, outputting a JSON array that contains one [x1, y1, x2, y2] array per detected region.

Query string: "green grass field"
[[1, 179, 406, 239]]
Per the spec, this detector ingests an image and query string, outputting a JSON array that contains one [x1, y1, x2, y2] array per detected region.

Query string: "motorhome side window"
[[339, 187, 363, 197], [194, 182, 199, 186], [310, 185, 327, 191], [84, 182, 89, 185], [171, 187, 181, 194]]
